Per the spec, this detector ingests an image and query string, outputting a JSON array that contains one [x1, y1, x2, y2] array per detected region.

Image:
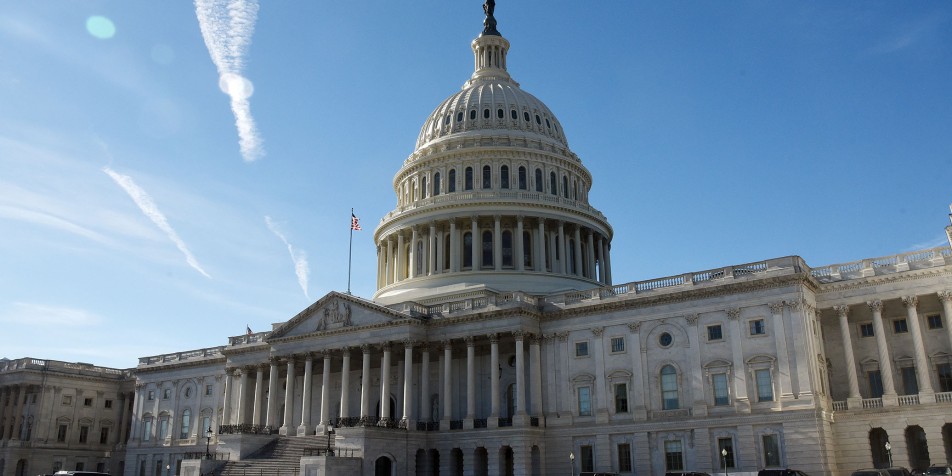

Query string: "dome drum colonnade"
[[374, 21, 613, 303]]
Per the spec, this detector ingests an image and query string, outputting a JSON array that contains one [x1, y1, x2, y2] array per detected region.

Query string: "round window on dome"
[[659, 332, 673, 347]]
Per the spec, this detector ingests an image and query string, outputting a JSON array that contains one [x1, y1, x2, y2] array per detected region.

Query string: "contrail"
[[195, 0, 263, 162], [103, 167, 211, 278], [265, 216, 310, 299]]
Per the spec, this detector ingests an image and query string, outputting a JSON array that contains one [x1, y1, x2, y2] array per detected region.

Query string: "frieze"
[[316, 300, 353, 331]]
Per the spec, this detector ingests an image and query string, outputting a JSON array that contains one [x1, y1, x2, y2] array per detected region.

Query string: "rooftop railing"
[[0, 357, 131, 377], [138, 346, 225, 366], [810, 246, 950, 283], [379, 190, 608, 224]]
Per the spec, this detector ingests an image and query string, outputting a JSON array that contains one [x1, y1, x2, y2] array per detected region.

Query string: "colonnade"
[[376, 215, 612, 289], [830, 291, 952, 404], [223, 332, 545, 435]]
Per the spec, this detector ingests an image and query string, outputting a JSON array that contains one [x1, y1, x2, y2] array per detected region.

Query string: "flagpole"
[[347, 208, 354, 295]]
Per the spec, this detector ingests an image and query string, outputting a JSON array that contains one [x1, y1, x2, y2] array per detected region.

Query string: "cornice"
[[812, 267, 952, 295], [425, 306, 542, 329]]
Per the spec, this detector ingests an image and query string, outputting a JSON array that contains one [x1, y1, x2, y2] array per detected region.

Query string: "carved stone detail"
[[768, 302, 785, 315], [591, 327, 604, 337], [938, 291, 952, 303], [726, 308, 741, 320], [487, 333, 499, 344], [833, 305, 849, 318], [684, 314, 699, 326], [902, 295, 918, 309], [627, 322, 642, 333]]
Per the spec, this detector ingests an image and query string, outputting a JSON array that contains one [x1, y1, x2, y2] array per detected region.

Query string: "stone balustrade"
[[0, 357, 131, 377], [810, 246, 951, 282], [138, 346, 225, 366]]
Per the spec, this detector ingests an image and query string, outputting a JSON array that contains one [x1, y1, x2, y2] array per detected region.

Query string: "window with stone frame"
[[617, 443, 632, 472], [577, 386, 592, 416], [100, 427, 110, 444], [664, 440, 684, 471], [859, 323, 875, 337], [661, 365, 679, 410], [718, 437, 736, 468], [749, 318, 766, 336], [707, 324, 723, 341], [610, 336, 625, 353], [57, 424, 68, 442], [575, 341, 589, 357], [79, 425, 89, 443], [762, 433, 782, 467], [712, 372, 730, 406], [937, 362, 952, 393], [893, 319, 908, 334], [900, 366, 918, 395], [580, 445, 594, 473], [868, 370, 884, 398], [614, 383, 628, 413], [62, 395, 72, 405], [927, 314, 943, 329], [755, 369, 774, 402]]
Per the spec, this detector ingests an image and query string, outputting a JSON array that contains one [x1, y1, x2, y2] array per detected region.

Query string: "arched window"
[[416, 241, 424, 276], [568, 239, 577, 274], [562, 175, 569, 198], [464, 167, 473, 191], [470, 110, 476, 120], [497, 108, 504, 119], [448, 169, 456, 193], [500, 165, 510, 189], [523, 231, 532, 268], [549, 172, 557, 196], [421, 176, 428, 199], [444, 234, 451, 270], [456, 111, 463, 122], [661, 365, 679, 410], [524, 111, 530, 122], [433, 172, 441, 196], [142, 417, 152, 441], [179, 409, 190, 439], [502, 231, 513, 267], [158, 414, 169, 439], [518, 166, 527, 190], [535, 169, 543, 192], [482, 231, 493, 267], [482, 165, 491, 189], [511, 109, 518, 120], [463, 232, 473, 268], [483, 108, 490, 119]]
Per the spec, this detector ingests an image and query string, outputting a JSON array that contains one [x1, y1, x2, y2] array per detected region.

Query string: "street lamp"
[[325, 424, 335, 456], [165, 464, 170, 476], [569, 451, 575, 476], [721, 448, 729, 476], [885, 441, 892, 467], [205, 427, 213, 459]]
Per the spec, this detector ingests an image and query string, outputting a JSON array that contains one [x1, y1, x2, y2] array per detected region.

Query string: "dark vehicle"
[[759, 469, 810, 476], [851, 470, 890, 476], [665, 473, 711, 476], [924, 467, 952, 476], [884, 467, 914, 476], [580, 473, 619, 476], [54, 472, 110, 476]]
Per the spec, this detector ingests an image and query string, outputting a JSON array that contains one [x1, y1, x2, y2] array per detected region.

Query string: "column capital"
[[380, 341, 392, 352], [529, 334, 543, 345], [487, 332, 499, 344], [516, 215, 524, 223], [833, 305, 850, 318], [441, 339, 453, 350], [591, 327, 604, 337], [269, 356, 281, 365], [402, 338, 416, 349], [627, 322, 642, 333], [493, 214, 501, 221], [360, 343, 373, 354], [555, 331, 569, 342], [684, 314, 699, 326], [902, 295, 919, 309], [464, 336, 476, 347], [726, 308, 741, 320], [768, 302, 785, 315], [512, 330, 527, 341], [284, 355, 297, 364], [938, 291, 952, 303], [419, 342, 431, 353], [867, 300, 883, 313]]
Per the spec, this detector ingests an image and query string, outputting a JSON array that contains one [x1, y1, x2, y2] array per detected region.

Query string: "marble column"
[[252, 364, 265, 426], [586, 230, 596, 280], [397, 232, 406, 281], [340, 347, 352, 420], [868, 300, 898, 399], [833, 305, 862, 403], [903, 296, 935, 395], [298, 353, 313, 435], [557, 221, 567, 274], [429, 222, 437, 275], [514, 331, 528, 422], [360, 344, 372, 424], [530, 335, 543, 419], [221, 370, 234, 427], [420, 344, 431, 423], [279, 357, 296, 435], [385, 238, 393, 286], [537, 219, 546, 272], [9, 385, 24, 440], [410, 226, 419, 278], [628, 323, 647, 419], [465, 337, 476, 425], [940, 291, 952, 356], [604, 241, 613, 285], [471, 216, 479, 269], [379, 343, 393, 425], [596, 236, 606, 283], [489, 334, 500, 423], [237, 368, 249, 425], [266, 358, 279, 428], [442, 341, 453, 430], [318, 353, 332, 433], [402, 340, 415, 429], [449, 219, 459, 272], [727, 309, 750, 411]]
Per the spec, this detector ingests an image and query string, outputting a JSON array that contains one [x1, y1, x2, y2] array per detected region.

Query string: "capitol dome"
[[373, 10, 614, 305]]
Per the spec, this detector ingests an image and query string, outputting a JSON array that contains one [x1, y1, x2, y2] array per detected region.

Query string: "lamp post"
[[325, 424, 335, 456], [205, 427, 213, 459], [721, 448, 729, 476], [885, 441, 892, 467], [165, 463, 170, 476], [569, 451, 575, 476]]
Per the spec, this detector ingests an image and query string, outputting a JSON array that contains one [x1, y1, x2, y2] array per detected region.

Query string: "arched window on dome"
[[470, 110, 477, 120], [661, 365, 680, 410], [568, 239, 577, 275], [456, 111, 463, 123], [518, 166, 527, 190], [482, 165, 491, 189], [463, 232, 473, 269], [482, 231, 493, 268], [535, 114, 542, 125], [523, 231, 532, 269], [524, 111, 530, 122], [546, 118, 551, 129], [549, 172, 557, 196], [421, 176, 428, 200], [500, 165, 510, 189], [410, 180, 416, 202], [464, 167, 473, 191], [483, 108, 490, 119], [535, 169, 543, 193], [416, 240, 424, 276], [511, 109, 518, 120], [448, 169, 456, 193], [497, 108, 504, 119], [433, 172, 441, 196], [444, 114, 451, 125], [562, 175, 569, 198], [502, 230, 513, 267]]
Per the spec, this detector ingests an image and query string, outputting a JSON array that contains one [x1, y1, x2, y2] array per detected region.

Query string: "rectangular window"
[[62, 395, 72, 405], [618, 443, 633, 472], [206, 384, 214, 396], [575, 341, 589, 357], [928, 314, 943, 329], [97, 463, 106, 473], [664, 440, 684, 471], [713, 373, 730, 406], [614, 383, 628, 413], [901, 366, 919, 395], [75, 463, 84, 471], [894, 319, 908, 333], [84, 397, 93, 407], [79, 425, 89, 443], [159, 418, 169, 439], [707, 325, 723, 341], [147, 390, 155, 401], [749, 319, 766, 336], [868, 370, 884, 398], [143, 419, 152, 441], [578, 386, 592, 416], [100, 427, 110, 444], [163, 388, 171, 399], [202, 416, 211, 436], [580, 445, 594, 473], [104, 399, 113, 409], [937, 363, 952, 393], [610, 336, 625, 353], [755, 369, 774, 402], [718, 437, 736, 469], [762, 434, 781, 467], [859, 323, 874, 337], [57, 424, 68, 442]]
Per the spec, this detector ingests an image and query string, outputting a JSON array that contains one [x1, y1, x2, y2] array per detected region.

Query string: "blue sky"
[[1, 1, 950, 368]]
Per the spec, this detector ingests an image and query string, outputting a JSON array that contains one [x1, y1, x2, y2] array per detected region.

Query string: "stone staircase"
[[214, 435, 333, 476]]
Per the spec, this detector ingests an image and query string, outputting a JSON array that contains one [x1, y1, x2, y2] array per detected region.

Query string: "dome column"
[[605, 241, 613, 285], [385, 238, 394, 286], [409, 227, 418, 279], [515, 216, 525, 271], [397, 232, 406, 281], [597, 235, 606, 283], [493, 215, 502, 271], [586, 230, 596, 280], [558, 221, 567, 275], [573, 226, 583, 277]]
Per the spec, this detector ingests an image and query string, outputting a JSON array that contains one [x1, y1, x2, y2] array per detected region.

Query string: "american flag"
[[351, 213, 362, 231], [246, 325, 252, 336]]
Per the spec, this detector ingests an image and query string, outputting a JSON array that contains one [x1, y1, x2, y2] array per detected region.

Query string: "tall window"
[[158, 416, 169, 439], [421, 176, 428, 199], [618, 443, 632, 472], [661, 365, 679, 410], [464, 167, 473, 190], [482, 231, 493, 267], [755, 369, 774, 402], [713, 373, 730, 405], [433, 172, 441, 196], [180, 408, 191, 439], [502, 231, 513, 267], [500, 165, 510, 189], [664, 440, 684, 471], [614, 383, 628, 413], [79, 425, 89, 443], [448, 169, 456, 193], [202, 416, 211, 437], [860, 323, 875, 337], [463, 233, 473, 268], [518, 166, 527, 190], [57, 424, 68, 442], [482, 165, 491, 189], [523, 231, 532, 268], [416, 241, 424, 275], [937, 363, 952, 392], [718, 437, 735, 468], [100, 427, 110, 444], [549, 172, 557, 195], [762, 434, 781, 467], [868, 370, 884, 398], [142, 418, 152, 441], [577, 387, 592, 416], [534, 168, 543, 192], [580, 445, 594, 473], [894, 319, 908, 333], [562, 175, 569, 198], [901, 366, 918, 395]]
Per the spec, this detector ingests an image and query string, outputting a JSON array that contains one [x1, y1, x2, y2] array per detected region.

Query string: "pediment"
[[269, 292, 411, 340]]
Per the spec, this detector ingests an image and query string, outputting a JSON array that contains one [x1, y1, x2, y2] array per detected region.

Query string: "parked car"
[[924, 466, 952, 476], [665, 473, 712, 476], [882, 467, 913, 476], [759, 469, 811, 476], [579, 473, 619, 476], [851, 470, 890, 476]]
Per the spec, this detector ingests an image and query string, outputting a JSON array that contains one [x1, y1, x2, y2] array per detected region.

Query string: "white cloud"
[[265, 215, 310, 298], [0, 302, 103, 327], [103, 167, 211, 278]]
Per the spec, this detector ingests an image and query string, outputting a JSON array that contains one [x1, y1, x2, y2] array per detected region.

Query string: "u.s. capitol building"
[[2, 5, 951, 476]]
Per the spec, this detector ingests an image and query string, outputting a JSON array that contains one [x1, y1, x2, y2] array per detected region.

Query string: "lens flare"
[[86, 16, 116, 39], [218, 72, 254, 99]]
